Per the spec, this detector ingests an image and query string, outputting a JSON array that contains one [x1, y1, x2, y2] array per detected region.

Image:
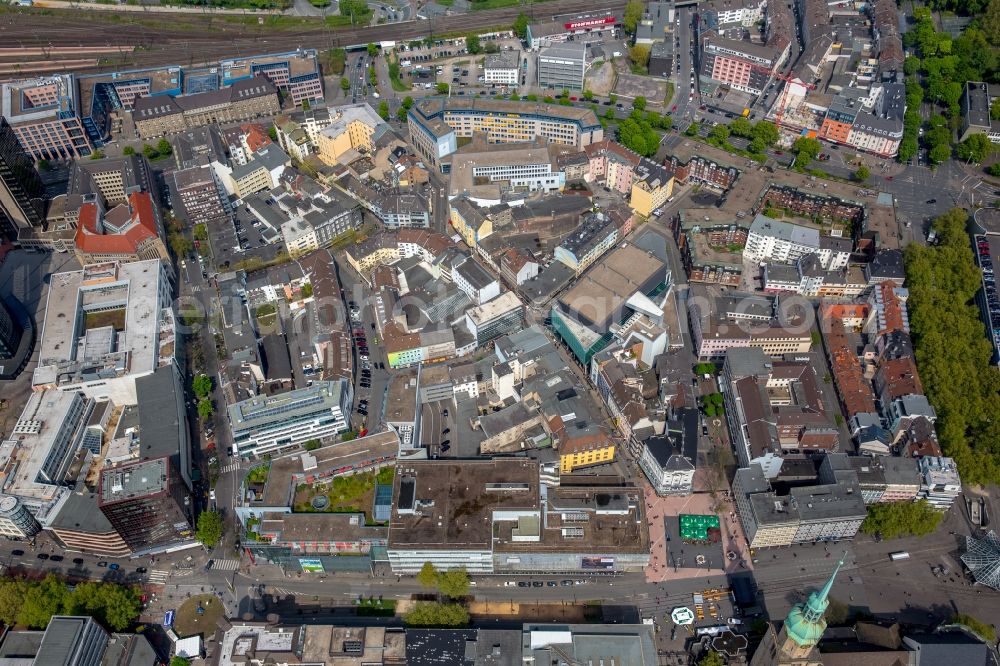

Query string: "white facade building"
[[228, 380, 350, 458], [744, 214, 851, 269]]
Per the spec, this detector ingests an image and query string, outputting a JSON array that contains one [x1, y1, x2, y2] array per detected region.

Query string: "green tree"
[[142, 144, 158, 159], [18, 575, 66, 629], [609, 93, 617, 105], [197, 398, 214, 420], [122, 146, 136, 156], [193, 224, 208, 241], [367, 42, 378, 58], [729, 116, 753, 137], [708, 124, 730, 143], [377, 100, 390, 120], [156, 138, 173, 156], [633, 95, 647, 111], [0, 580, 28, 626], [629, 44, 651, 70], [987, 163, 1000, 177], [396, 106, 409, 122], [509, 93, 520, 101], [752, 121, 779, 146], [583, 89, 594, 101], [196, 510, 224, 548], [303, 439, 321, 451], [903, 208, 1000, 484], [992, 97, 1000, 120], [860, 499, 943, 539], [436, 83, 450, 94], [417, 561, 439, 588], [267, 126, 278, 141], [854, 165, 871, 182], [192, 374, 213, 399], [957, 133, 994, 163], [791, 136, 821, 165], [623, 0, 644, 34], [65, 581, 142, 631], [512, 12, 529, 40], [466, 33, 482, 55], [437, 568, 470, 598], [404, 601, 469, 626], [36, 158, 50, 172], [340, 77, 351, 91], [401, 96, 414, 110], [699, 651, 724, 666], [929, 142, 952, 164], [685, 122, 700, 136], [171, 658, 192, 666], [89, 149, 104, 160], [324, 47, 347, 75]]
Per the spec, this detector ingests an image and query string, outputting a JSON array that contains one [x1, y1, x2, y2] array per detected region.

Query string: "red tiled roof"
[[242, 123, 272, 154], [74, 191, 160, 257]]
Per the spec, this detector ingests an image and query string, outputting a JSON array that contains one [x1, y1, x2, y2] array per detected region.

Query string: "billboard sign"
[[164, 610, 175, 627], [565, 16, 616, 30], [581, 556, 615, 569], [299, 558, 325, 573]]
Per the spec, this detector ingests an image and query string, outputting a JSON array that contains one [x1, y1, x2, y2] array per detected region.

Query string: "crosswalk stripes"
[[220, 462, 242, 474], [146, 570, 170, 584], [211, 559, 239, 571], [268, 587, 292, 597]]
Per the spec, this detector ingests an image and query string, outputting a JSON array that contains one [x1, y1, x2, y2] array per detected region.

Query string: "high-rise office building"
[[97, 456, 192, 552], [0, 118, 46, 241]]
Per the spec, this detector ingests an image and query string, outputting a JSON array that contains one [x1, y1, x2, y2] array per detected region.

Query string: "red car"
[[774, 150, 783, 155], [569, 96, 578, 101], [671, 104, 677, 111]]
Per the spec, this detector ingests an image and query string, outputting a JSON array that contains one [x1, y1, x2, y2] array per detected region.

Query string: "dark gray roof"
[[133, 75, 276, 120], [903, 632, 993, 666], [456, 258, 496, 290], [406, 629, 478, 665], [36, 617, 105, 666], [135, 365, 187, 465], [261, 333, 293, 382]]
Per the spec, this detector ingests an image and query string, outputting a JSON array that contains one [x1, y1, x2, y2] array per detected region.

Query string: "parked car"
[[98, 561, 108, 568], [136, 567, 148, 574], [11, 549, 24, 557], [108, 563, 120, 570], [37, 553, 49, 560], [441, 443, 451, 452], [73, 557, 85, 565]]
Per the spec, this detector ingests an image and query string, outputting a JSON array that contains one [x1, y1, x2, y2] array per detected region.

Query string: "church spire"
[[781, 553, 847, 651], [803, 552, 845, 623]]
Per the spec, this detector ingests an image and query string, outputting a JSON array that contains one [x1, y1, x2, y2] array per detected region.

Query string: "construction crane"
[[748, 62, 817, 128]]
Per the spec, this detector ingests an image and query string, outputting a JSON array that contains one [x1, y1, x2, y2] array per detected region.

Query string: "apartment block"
[[688, 289, 812, 359], [745, 214, 852, 269], [464, 292, 525, 346], [172, 164, 230, 228], [315, 103, 388, 165]]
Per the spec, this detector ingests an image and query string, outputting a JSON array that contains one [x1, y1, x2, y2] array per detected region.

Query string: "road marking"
[[147, 570, 170, 584], [211, 558, 239, 571], [220, 462, 243, 474]]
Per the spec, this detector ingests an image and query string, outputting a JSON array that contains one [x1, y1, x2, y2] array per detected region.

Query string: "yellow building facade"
[[629, 174, 675, 218], [559, 442, 616, 473]]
